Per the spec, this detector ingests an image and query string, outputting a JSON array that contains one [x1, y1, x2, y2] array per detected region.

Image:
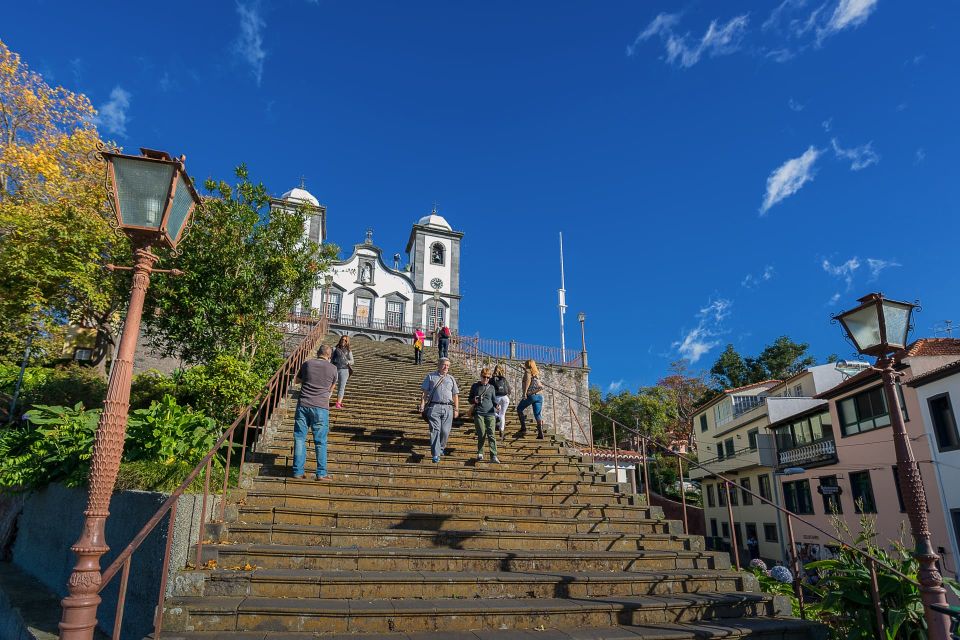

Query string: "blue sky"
[[7, 1, 959, 393]]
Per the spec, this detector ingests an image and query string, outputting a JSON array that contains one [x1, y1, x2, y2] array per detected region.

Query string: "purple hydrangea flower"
[[749, 558, 768, 571], [769, 565, 794, 584]]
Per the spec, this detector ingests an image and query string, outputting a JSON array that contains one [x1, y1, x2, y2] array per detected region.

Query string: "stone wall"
[[11, 485, 213, 640], [451, 353, 592, 445]]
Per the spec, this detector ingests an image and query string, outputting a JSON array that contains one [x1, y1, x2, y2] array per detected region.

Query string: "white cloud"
[[93, 86, 131, 137], [628, 13, 749, 67], [788, 98, 805, 111], [742, 265, 775, 288], [760, 146, 820, 214], [828, 292, 842, 306], [672, 298, 733, 363], [915, 148, 926, 164], [606, 379, 625, 393], [831, 138, 880, 170], [235, 1, 266, 86], [817, 0, 878, 44], [822, 257, 861, 289], [866, 258, 901, 280], [822, 118, 833, 132], [763, 0, 808, 32]]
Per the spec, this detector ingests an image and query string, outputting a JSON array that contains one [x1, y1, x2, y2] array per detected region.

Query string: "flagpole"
[[559, 232, 567, 355]]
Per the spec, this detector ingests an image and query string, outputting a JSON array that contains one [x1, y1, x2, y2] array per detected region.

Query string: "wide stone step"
[[235, 506, 671, 535], [197, 544, 730, 573], [223, 523, 698, 552], [240, 477, 629, 506], [238, 491, 646, 519], [256, 448, 594, 469], [173, 568, 750, 600], [248, 465, 612, 491], [162, 592, 781, 633], [157, 618, 825, 640]]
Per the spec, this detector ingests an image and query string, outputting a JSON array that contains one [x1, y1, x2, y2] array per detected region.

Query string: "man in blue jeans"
[[293, 344, 339, 480]]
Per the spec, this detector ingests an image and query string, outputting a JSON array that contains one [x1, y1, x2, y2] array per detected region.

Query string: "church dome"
[[417, 213, 452, 230], [281, 186, 320, 207]]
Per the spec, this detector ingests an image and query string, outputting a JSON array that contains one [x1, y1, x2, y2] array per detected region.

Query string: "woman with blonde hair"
[[490, 363, 511, 436], [515, 359, 545, 438], [331, 335, 355, 409]]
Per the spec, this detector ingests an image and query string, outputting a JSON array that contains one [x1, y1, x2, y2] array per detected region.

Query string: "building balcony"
[[716, 396, 767, 428], [777, 439, 837, 470]]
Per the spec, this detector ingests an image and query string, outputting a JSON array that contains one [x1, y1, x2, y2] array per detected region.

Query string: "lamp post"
[[58, 149, 200, 640], [578, 312, 588, 368], [834, 292, 950, 640]]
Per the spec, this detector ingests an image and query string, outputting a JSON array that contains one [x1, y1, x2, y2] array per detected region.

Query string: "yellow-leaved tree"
[[0, 38, 127, 367]]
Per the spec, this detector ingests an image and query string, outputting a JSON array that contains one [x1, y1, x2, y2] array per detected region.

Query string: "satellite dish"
[[835, 360, 871, 379]]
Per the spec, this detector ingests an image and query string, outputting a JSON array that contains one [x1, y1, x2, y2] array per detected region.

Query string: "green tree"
[[591, 386, 674, 449], [656, 359, 712, 447], [709, 337, 816, 390], [710, 344, 750, 389], [0, 39, 127, 366], [143, 165, 338, 371]]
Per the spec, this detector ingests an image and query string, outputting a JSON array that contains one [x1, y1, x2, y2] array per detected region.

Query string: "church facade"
[[273, 186, 463, 343]]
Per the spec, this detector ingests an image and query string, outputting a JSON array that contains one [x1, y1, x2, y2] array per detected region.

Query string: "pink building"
[[770, 338, 960, 580]]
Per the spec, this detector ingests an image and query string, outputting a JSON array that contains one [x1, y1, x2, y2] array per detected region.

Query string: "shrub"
[[130, 370, 180, 411], [125, 394, 221, 467], [177, 355, 264, 426], [0, 403, 99, 489], [20, 365, 107, 412]]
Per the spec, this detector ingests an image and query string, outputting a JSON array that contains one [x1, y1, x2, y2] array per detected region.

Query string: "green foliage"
[[129, 370, 179, 411], [710, 336, 817, 390], [125, 394, 220, 467], [143, 164, 339, 372], [176, 354, 264, 426], [0, 396, 224, 493], [591, 385, 673, 448], [19, 364, 106, 410], [0, 403, 99, 488]]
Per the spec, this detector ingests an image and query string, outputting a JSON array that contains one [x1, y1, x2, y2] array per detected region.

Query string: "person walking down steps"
[[331, 335, 354, 409], [490, 363, 511, 436], [292, 344, 338, 480], [413, 327, 425, 364], [516, 359, 545, 439], [419, 357, 460, 463], [469, 367, 500, 463]]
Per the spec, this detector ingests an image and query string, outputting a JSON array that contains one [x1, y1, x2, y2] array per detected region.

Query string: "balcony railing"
[[778, 439, 837, 467], [716, 396, 767, 427], [289, 311, 412, 336]]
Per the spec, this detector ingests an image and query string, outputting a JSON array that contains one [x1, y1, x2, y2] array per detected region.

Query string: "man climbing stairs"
[[161, 339, 824, 638]]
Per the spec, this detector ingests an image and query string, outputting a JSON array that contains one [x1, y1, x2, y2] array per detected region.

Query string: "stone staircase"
[[161, 339, 823, 639]]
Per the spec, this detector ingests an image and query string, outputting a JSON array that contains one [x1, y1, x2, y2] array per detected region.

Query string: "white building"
[[273, 186, 463, 342], [907, 359, 960, 579]]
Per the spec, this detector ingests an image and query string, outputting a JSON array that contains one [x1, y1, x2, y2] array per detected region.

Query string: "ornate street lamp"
[[59, 149, 200, 640], [834, 292, 950, 640]]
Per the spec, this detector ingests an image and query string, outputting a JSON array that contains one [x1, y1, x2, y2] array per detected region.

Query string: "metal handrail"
[[97, 315, 329, 637], [448, 340, 924, 626]]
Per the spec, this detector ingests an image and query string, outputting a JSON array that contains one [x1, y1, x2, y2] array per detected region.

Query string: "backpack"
[[441, 327, 451, 338], [492, 376, 510, 397], [527, 375, 543, 395]]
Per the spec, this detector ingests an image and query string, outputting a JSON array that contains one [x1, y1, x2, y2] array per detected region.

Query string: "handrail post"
[[220, 425, 236, 522], [726, 481, 740, 571], [611, 420, 620, 484], [678, 454, 688, 535], [154, 500, 178, 637], [112, 558, 132, 639], [194, 458, 213, 570], [640, 435, 651, 506], [785, 513, 805, 619]]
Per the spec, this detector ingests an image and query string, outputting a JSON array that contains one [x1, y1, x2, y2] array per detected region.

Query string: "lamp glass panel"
[[881, 301, 913, 348], [112, 157, 175, 230], [166, 172, 195, 244], [841, 304, 882, 353]]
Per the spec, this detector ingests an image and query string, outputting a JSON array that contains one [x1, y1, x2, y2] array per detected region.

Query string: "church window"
[[386, 301, 404, 329], [430, 242, 445, 266], [324, 292, 341, 321], [427, 304, 445, 331]]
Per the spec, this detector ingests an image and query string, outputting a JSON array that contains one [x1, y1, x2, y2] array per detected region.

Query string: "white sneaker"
[[478, 453, 484, 461]]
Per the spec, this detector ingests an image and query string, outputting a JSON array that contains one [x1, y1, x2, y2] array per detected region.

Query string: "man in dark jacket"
[[468, 367, 499, 463]]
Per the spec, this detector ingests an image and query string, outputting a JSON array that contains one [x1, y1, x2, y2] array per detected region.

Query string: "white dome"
[[281, 187, 320, 207], [417, 213, 452, 230]]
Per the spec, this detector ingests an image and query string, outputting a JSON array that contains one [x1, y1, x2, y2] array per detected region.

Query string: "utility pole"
[[558, 232, 567, 354]]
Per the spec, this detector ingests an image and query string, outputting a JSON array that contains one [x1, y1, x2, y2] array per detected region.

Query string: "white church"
[[272, 185, 463, 343]]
